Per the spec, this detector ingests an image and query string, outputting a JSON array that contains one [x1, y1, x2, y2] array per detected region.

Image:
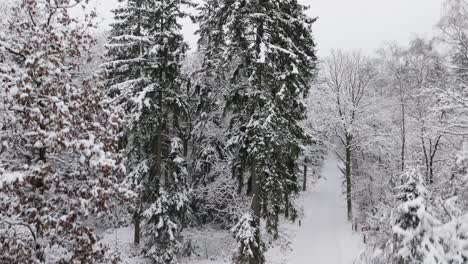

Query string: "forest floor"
[[101, 154, 364, 264]]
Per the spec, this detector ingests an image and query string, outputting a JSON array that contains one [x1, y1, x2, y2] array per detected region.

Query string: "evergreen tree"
[[231, 213, 264, 264], [391, 167, 468, 264], [104, 0, 191, 262], [197, 0, 317, 262], [142, 138, 189, 264], [104, 0, 161, 245], [392, 167, 433, 263]]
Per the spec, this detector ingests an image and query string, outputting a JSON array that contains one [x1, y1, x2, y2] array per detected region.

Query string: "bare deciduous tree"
[[322, 50, 376, 221]]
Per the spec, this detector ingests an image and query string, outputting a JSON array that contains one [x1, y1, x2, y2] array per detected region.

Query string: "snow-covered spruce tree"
[[103, 0, 191, 262], [0, 0, 123, 263], [104, 0, 158, 244], [231, 213, 263, 264], [392, 167, 442, 264], [359, 166, 468, 264], [356, 167, 468, 264], [142, 138, 190, 264], [197, 0, 317, 263]]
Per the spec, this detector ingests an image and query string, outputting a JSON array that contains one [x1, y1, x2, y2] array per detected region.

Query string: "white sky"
[[90, 0, 446, 56]]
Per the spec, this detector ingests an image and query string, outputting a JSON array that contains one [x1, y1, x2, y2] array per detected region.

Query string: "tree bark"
[[428, 135, 442, 184], [183, 134, 189, 158], [303, 164, 307, 192], [152, 125, 162, 181], [246, 10, 266, 264], [429, 159, 434, 184], [133, 0, 143, 245], [345, 132, 353, 221], [249, 164, 262, 264], [38, 147, 46, 163], [133, 211, 141, 244], [400, 99, 406, 172]]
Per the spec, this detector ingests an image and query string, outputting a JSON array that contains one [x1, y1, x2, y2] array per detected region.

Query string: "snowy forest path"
[[288, 154, 363, 264]]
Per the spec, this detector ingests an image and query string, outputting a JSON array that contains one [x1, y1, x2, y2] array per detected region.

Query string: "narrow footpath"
[[288, 154, 363, 264]]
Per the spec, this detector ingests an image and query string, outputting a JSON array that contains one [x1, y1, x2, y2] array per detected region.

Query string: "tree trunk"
[[303, 164, 307, 191], [153, 81, 164, 185], [429, 159, 434, 184], [184, 79, 191, 158], [183, 135, 189, 158], [345, 133, 353, 221], [421, 128, 430, 183], [246, 11, 265, 264], [155, 0, 166, 189], [251, 19, 263, 222], [152, 128, 162, 187], [38, 147, 46, 163], [249, 164, 262, 264], [429, 135, 442, 185], [400, 100, 406, 172], [133, 211, 141, 245], [133, 0, 144, 245]]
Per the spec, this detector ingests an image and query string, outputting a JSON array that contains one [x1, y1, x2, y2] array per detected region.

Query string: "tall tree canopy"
[[197, 0, 317, 262], [103, 0, 191, 262], [0, 0, 123, 262]]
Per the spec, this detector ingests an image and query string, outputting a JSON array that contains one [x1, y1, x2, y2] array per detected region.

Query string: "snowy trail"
[[288, 154, 363, 264]]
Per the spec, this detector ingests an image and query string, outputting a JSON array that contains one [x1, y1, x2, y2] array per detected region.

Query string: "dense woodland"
[[1, 0, 468, 264]]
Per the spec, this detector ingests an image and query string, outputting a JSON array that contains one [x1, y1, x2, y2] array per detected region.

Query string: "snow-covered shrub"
[[231, 213, 265, 264], [142, 139, 191, 264], [180, 226, 235, 261], [453, 141, 468, 208], [355, 246, 393, 264], [193, 176, 249, 228], [143, 189, 189, 264]]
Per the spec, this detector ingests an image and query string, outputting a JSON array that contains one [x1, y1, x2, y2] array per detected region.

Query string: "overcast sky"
[[91, 0, 446, 56]]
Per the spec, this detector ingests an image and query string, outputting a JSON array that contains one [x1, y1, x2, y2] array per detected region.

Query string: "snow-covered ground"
[[101, 154, 363, 264], [287, 154, 364, 264], [101, 226, 148, 264]]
